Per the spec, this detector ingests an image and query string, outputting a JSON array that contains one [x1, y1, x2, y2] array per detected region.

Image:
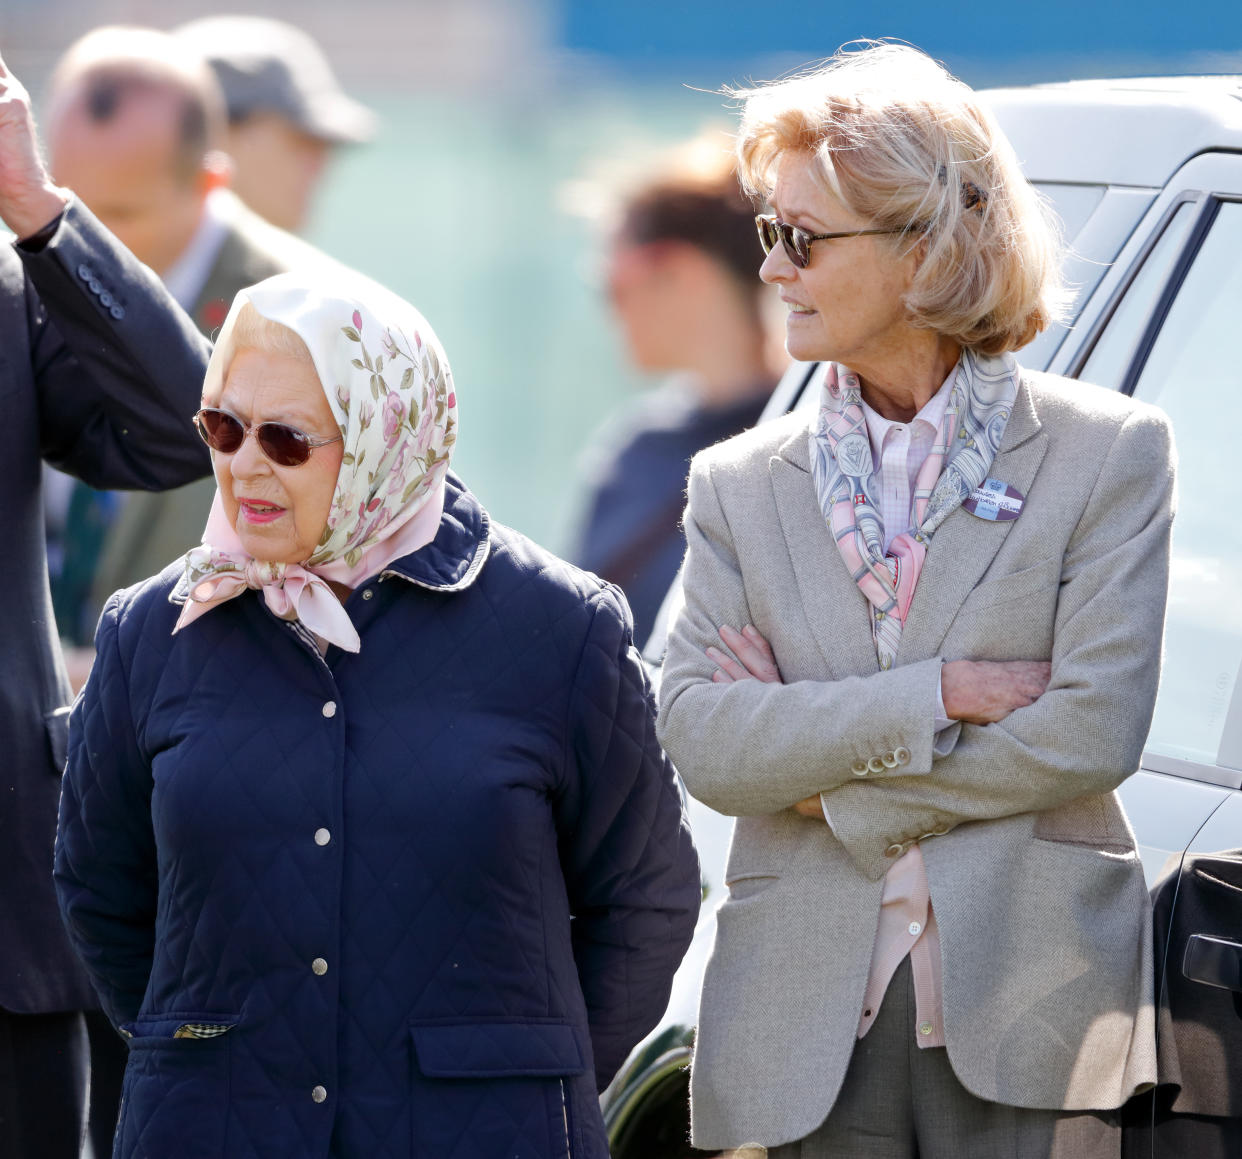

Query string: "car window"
[[1079, 201, 1198, 390], [1125, 200, 1242, 774]]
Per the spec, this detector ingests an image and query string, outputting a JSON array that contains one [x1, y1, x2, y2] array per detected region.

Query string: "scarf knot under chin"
[[174, 483, 446, 654], [186, 549, 333, 627], [179, 537, 355, 649]]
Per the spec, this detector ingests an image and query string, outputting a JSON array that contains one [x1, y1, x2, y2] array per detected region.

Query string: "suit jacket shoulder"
[[191, 196, 340, 335], [1022, 368, 1170, 434], [689, 408, 806, 484]]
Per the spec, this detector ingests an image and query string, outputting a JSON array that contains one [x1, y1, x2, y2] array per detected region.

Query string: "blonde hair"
[[733, 43, 1068, 355], [229, 301, 315, 365]]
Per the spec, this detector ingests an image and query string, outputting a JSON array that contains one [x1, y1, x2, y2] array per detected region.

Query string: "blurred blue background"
[[5, 0, 1241, 551]]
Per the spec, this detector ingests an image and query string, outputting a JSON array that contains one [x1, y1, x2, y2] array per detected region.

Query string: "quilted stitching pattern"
[[55, 476, 700, 1159]]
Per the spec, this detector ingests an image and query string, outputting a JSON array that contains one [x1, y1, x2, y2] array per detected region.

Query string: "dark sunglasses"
[[193, 407, 343, 467], [755, 213, 905, 269]]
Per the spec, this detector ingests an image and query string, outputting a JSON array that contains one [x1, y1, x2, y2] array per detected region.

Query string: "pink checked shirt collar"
[[859, 366, 956, 553]]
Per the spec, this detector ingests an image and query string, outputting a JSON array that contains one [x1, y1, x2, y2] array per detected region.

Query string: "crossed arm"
[[658, 407, 1175, 881], [708, 625, 1050, 818]]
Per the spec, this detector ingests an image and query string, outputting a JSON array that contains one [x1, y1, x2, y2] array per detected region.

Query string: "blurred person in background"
[[175, 14, 375, 234], [0, 50, 210, 1159], [43, 26, 339, 666], [571, 139, 785, 645]]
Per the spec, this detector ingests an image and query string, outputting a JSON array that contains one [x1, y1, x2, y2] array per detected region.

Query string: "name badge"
[[963, 478, 1024, 522]]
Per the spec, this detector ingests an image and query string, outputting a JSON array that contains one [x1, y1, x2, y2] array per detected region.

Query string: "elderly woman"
[[54, 272, 699, 1159], [657, 44, 1174, 1159]]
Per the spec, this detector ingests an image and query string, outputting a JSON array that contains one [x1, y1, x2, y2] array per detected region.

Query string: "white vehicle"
[[603, 75, 1242, 1158]]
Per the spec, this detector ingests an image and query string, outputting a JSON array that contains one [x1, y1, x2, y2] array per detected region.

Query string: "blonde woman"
[[658, 44, 1174, 1158]]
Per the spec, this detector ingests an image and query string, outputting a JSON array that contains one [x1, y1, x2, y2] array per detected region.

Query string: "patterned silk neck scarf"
[[808, 348, 1020, 669]]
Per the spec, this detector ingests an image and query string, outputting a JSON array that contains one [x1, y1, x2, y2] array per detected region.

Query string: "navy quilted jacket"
[[55, 474, 700, 1159]]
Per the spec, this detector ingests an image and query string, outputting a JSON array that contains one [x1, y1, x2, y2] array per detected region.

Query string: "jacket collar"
[[169, 471, 491, 607], [774, 370, 1044, 473], [380, 471, 491, 592], [767, 372, 1047, 677]]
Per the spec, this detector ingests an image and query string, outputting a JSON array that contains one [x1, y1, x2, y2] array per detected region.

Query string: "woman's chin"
[[237, 527, 302, 566], [783, 318, 834, 364]]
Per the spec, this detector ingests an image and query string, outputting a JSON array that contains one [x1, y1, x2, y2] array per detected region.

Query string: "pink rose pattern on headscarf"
[[173, 272, 458, 652], [808, 348, 1019, 670]]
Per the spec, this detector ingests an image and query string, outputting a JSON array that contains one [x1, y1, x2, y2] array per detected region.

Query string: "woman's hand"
[[705, 626, 825, 818], [705, 624, 782, 684], [941, 659, 1051, 724]]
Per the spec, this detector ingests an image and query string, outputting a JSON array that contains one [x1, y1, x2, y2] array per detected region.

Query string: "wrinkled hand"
[[0, 51, 68, 239], [705, 625, 823, 819], [941, 659, 1051, 725], [705, 624, 782, 684]]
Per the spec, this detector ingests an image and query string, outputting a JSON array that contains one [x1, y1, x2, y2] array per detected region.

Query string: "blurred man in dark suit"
[[43, 27, 337, 646], [0, 49, 210, 1158]]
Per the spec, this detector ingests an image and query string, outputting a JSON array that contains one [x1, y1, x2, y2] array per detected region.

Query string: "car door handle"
[[1183, 933, 1242, 993]]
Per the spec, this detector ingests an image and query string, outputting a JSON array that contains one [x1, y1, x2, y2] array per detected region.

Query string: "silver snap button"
[[314, 828, 331, 846], [311, 958, 328, 976], [322, 701, 337, 718], [361, 589, 374, 600], [311, 1085, 327, 1103]]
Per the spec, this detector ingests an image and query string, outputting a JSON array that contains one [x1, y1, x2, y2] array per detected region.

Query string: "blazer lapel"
[[896, 377, 1049, 664], [769, 424, 880, 679]]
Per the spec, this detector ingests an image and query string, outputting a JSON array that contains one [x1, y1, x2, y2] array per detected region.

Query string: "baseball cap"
[[174, 16, 375, 145]]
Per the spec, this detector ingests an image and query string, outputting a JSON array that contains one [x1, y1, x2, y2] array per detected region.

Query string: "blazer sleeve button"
[[867, 756, 886, 774], [885, 843, 905, 858], [894, 746, 911, 765], [851, 760, 869, 777]]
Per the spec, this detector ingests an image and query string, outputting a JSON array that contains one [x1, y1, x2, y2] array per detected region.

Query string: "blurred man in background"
[[571, 138, 786, 645], [175, 15, 375, 233], [44, 26, 341, 652]]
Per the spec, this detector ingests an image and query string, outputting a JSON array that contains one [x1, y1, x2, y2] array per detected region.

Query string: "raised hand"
[[0, 50, 68, 239]]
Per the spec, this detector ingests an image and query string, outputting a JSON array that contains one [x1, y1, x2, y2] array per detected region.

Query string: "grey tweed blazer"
[[657, 370, 1175, 1151]]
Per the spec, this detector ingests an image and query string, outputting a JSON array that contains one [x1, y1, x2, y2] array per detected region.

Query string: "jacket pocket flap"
[[410, 1020, 585, 1078], [121, 1013, 239, 1041], [962, 554, 1062, 613]]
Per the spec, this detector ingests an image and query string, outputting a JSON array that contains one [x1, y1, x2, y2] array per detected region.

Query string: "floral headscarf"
[[172, 271, 458, 652]]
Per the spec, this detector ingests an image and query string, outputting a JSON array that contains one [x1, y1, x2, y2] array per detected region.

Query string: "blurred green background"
[[5, 0, 1240, 553], [303, 85, 731, 551]]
